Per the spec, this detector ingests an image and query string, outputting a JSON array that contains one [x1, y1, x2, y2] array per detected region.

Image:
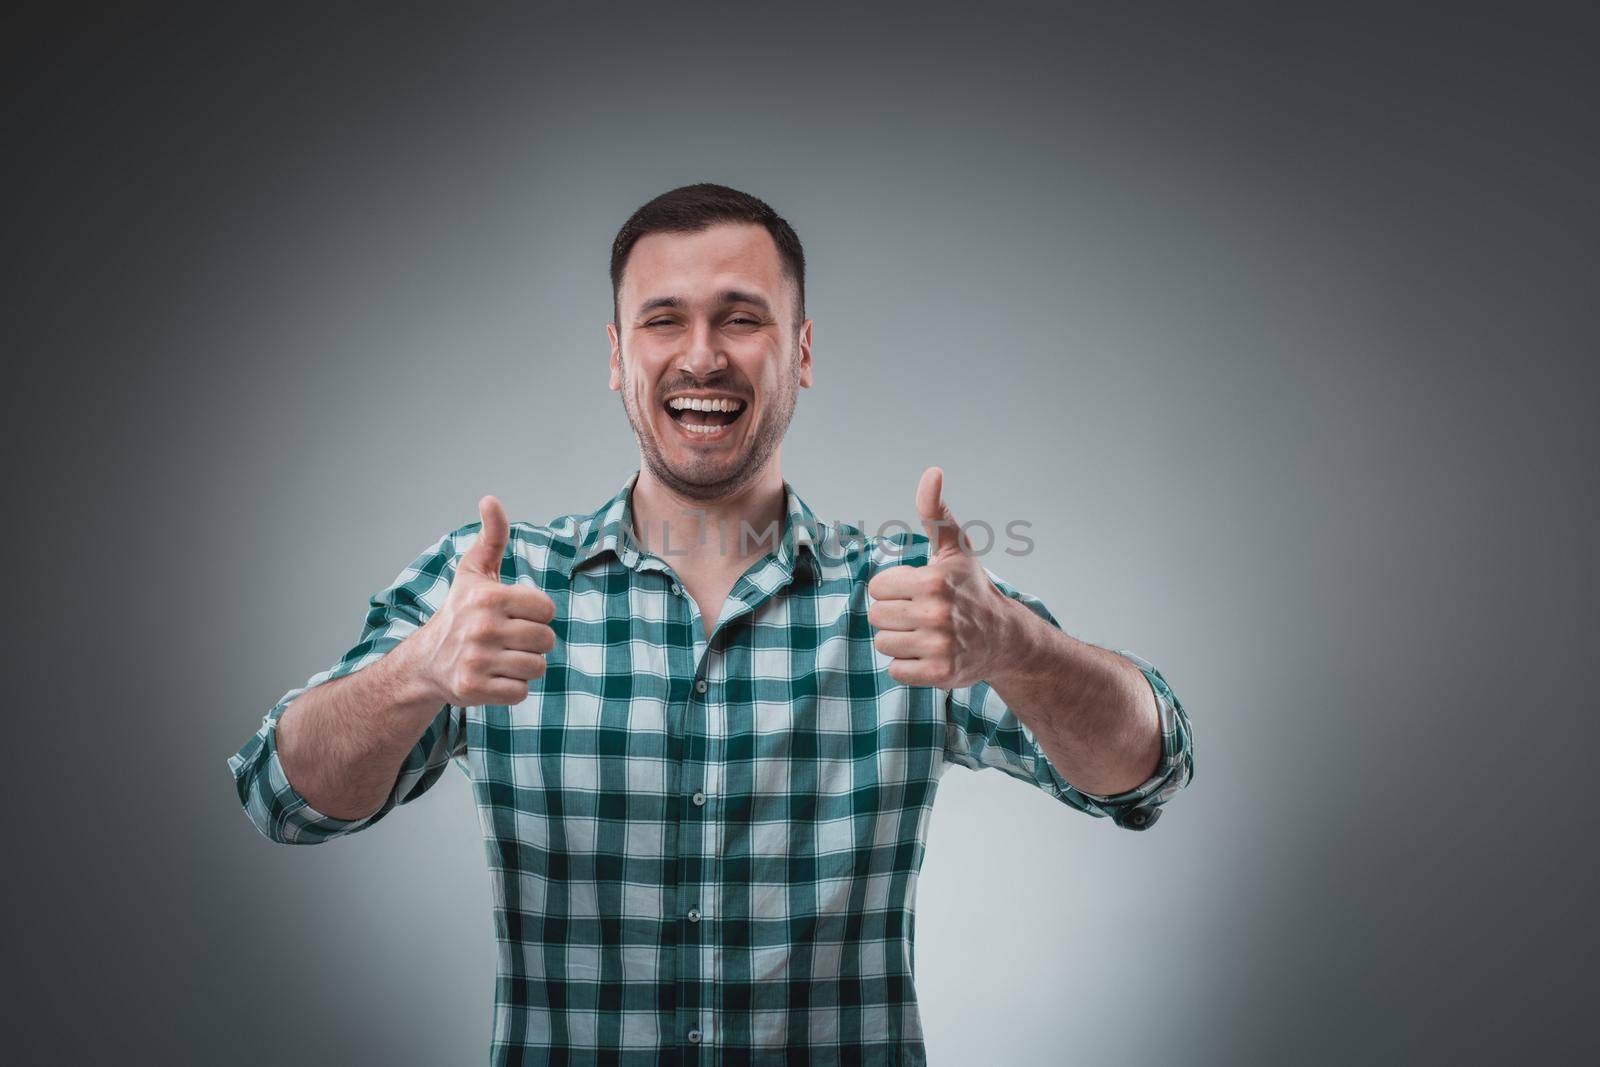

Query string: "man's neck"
[[629, 463, 788, 573]]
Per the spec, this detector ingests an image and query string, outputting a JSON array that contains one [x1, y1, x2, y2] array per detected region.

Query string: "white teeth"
[[680, 421, 726, 434], [667, 396, 744, 412]]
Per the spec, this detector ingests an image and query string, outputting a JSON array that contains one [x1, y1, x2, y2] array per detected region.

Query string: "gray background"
[[5, 3, 1595, 1063]]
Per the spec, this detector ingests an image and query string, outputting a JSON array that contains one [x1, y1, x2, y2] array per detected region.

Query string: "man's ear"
[[607, 323, 622, 391], [798, 318, 814, 388]]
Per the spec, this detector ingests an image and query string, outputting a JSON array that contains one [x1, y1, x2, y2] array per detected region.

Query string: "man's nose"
[[677, 319, 728, 377]]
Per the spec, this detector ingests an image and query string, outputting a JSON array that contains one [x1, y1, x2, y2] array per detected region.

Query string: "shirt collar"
[[554, 470, 820, 582]]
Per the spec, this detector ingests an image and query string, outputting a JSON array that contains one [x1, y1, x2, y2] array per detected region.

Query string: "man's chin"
[[645, 445, 759, 497], [662, 456, 746, 489], [631, 406, 783, 496]]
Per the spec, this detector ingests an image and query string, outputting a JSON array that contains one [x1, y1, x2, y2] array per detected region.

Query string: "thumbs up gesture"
[[866, 468, 1015, 689], [409, 495, 558, 707]]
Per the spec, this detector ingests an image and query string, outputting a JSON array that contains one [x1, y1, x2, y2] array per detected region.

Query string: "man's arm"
[[228, 495, 556, 842], [982, 597, 1162, 798], [867, 467, 1193, 829], [274, 635, 455, 820], [874, 551, 1193, 829]]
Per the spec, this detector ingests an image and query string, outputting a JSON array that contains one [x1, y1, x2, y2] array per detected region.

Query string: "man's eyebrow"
[[635, 296, 685, 319], [634, 290, 773, 321], [718, 290, 772, 313]]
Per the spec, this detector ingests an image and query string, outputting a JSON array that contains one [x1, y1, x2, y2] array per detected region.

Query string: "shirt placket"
[[647, 539, 799, 1061], [662, 571, 720, 1057]]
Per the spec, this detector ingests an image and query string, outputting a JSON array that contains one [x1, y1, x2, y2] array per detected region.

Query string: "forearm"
[[984, 592, 1162, 796], [276, 635, 447, 820]]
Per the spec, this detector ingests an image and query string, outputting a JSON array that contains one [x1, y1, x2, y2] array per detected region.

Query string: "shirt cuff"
[[1051, 649, 1193, 831], [227, 692, 384, 844]]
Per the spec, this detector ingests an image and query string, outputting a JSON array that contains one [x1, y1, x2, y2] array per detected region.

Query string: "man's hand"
[[408, 495, 558, 707], [866, 467, 1018, 688]]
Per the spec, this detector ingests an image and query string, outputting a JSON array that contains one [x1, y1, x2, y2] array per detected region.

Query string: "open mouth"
[[663, 395, 749, 440]]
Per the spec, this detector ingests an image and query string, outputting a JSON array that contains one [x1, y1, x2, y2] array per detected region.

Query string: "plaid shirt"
[[229, 471, 1194, 1064]]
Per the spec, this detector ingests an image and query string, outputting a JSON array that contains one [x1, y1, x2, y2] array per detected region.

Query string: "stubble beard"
[[618, 338, 800, 503]]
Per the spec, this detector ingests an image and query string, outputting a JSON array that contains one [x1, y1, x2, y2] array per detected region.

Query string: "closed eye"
[[644, 316, 761, 328]]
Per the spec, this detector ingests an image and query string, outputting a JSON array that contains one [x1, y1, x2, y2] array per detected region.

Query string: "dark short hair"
[[609, 183, 806, 327]]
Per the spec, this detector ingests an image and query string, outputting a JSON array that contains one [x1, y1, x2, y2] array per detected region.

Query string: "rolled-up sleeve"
[[942, 569, 1195, 831], [226, 528, 469, 844]]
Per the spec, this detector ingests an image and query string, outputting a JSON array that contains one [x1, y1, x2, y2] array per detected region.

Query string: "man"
[[228, 182, 1195, 1064]]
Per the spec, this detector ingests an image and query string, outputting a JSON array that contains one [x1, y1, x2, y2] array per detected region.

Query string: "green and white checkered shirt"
[[229, 471, 1194, 1064]]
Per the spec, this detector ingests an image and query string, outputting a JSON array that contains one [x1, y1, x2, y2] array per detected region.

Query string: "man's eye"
[[645, 317, 758, 327]]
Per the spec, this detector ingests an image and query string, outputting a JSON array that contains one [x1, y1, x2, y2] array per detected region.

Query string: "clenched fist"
[[409, 495, 557, 707], [866, 467, 1016, 689]]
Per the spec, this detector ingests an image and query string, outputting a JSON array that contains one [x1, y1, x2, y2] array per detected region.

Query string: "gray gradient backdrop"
[[5, 3, 1596, 1063]]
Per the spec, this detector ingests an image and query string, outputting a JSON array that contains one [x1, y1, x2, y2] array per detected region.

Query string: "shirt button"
[[670, 582, 682, 596], [688, 1029, 702, 1044], [687, 907, 700, 923], [692, 791, 706, 806], [694, 679, 708, 694]]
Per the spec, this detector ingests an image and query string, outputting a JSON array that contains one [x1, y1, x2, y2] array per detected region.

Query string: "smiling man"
[[228, 182, 1195, 1065]]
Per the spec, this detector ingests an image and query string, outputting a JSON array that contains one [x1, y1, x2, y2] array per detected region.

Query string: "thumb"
[[459, 494, 510, 579], [916, 466, 971, 560]]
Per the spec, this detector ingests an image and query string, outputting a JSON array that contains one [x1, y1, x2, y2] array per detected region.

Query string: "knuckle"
[[492, 682, 526, 705], [513, 588, 556, 621]]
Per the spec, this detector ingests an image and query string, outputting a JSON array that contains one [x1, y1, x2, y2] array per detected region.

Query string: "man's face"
[[608, 222, 813, 501]]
